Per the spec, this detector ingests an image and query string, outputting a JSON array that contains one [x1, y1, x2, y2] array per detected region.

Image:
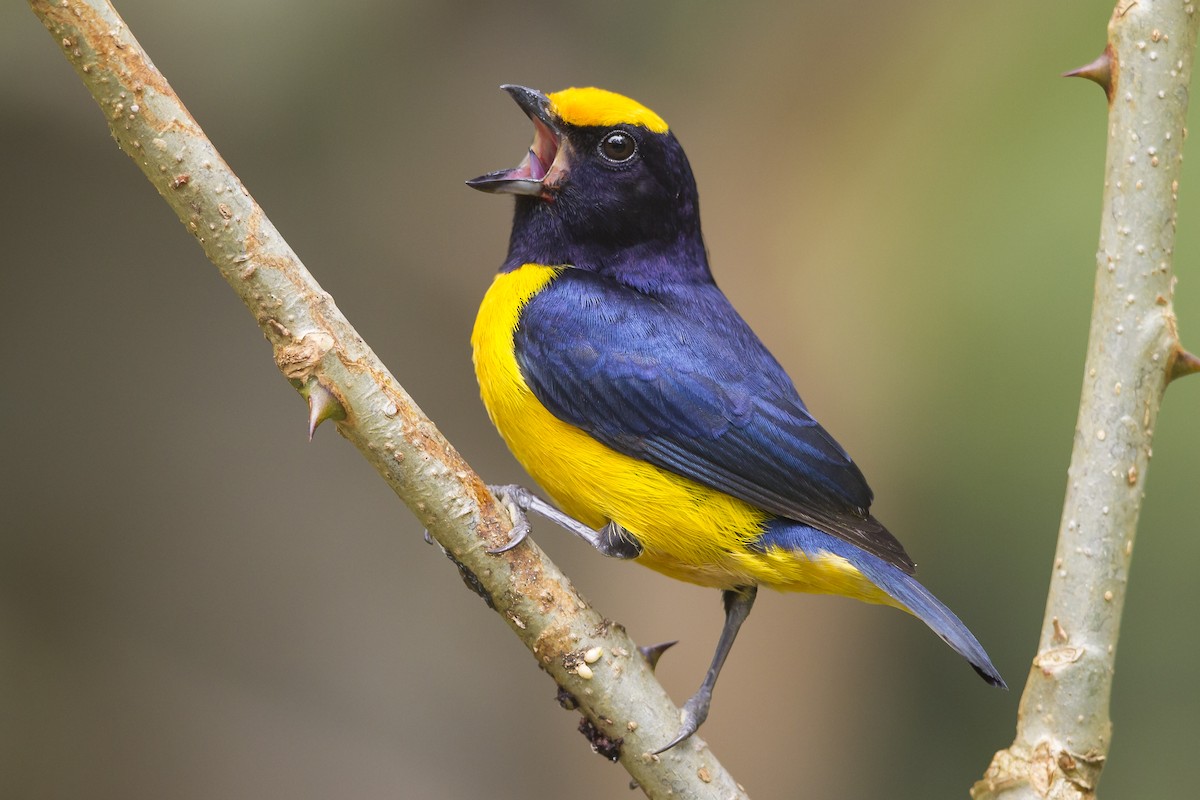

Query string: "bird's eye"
[[599, 130, 637, 163]]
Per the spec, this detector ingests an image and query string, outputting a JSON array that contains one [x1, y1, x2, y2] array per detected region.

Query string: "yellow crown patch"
[[547, 87, 669, 133]]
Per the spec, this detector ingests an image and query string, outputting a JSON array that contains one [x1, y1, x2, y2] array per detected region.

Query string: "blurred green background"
[[3, 1, 1198, 798]]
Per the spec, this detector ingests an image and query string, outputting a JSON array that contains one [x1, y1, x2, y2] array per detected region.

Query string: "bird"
[[467, 85, 1004, 752]]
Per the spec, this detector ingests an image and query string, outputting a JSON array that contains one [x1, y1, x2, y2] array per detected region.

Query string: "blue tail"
[[759, 522, 1006, 688]]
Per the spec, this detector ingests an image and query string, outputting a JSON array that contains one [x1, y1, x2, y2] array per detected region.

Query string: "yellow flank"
[[547, 87, 669, 133], [472, 264, 900, 606]]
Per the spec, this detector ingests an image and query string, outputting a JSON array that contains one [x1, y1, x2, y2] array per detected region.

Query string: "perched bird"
[[468, 85, 1004, 751]]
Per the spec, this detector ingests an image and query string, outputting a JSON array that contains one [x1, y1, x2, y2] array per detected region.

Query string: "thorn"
[[1169, 345, 1200, 383], [1064, 45, 1114, 102], [305, 381, 345, 440], [638, 640, 678, 671]]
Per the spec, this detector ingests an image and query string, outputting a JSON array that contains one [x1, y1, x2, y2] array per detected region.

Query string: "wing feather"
[[515, 270, 915, 574]]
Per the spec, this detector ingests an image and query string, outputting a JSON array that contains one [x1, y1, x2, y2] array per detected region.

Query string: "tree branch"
[[27, 1, 748, 796], [973, 2, 1199, 798]]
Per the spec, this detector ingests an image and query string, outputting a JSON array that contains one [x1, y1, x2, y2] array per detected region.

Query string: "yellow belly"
[[471, 263, 898, 604]]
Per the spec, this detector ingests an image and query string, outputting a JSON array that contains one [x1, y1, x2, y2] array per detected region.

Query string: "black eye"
[[599, 130, 637, 163]]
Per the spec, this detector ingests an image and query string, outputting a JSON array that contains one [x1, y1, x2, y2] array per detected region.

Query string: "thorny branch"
[[973, 2, 1200, 798], [27, 1, 749, 797]]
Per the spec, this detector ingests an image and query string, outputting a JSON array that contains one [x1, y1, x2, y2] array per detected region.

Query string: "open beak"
[[467, 85, 568, 199]]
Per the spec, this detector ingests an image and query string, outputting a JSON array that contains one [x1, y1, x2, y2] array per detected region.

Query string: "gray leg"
[[653, 585, 757, 754], [487, 484, 642, 559]]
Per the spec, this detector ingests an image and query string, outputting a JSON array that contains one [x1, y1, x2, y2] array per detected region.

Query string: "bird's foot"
[[650, 586, 757, 754], [652, 689, 712, 754], [485, 484, 642, 559], [486, 484, 534, 553]]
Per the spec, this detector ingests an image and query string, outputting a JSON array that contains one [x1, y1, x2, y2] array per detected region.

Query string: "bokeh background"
[[3, 2, 1198, 798]]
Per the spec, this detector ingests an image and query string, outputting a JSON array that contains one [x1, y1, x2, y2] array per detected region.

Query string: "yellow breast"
[[471, 264, 898, 603]]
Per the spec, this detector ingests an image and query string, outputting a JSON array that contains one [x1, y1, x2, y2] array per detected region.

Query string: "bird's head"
[[469, 85, 708, 284]]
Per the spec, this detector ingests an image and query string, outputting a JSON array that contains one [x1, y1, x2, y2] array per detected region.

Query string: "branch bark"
[[973, 2, 1200, 798], [27, 2, 748, 797]]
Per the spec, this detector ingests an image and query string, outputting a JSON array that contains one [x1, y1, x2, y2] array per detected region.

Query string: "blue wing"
[[514, 268, 916, 574]]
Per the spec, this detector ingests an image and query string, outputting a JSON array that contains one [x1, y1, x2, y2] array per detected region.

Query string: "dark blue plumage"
[[500, 119, 709, 291], [513, 267, 917, 573]]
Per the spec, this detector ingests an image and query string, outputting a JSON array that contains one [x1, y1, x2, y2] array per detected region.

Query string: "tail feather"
[[850, 553, 1006, 688], [759, 520, 1005, 688]]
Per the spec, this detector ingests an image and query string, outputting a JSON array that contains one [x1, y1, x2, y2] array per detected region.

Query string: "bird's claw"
[[483, 483, 642, 558], [487, 484, 533, 553], [652, 693, 711, 755]]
